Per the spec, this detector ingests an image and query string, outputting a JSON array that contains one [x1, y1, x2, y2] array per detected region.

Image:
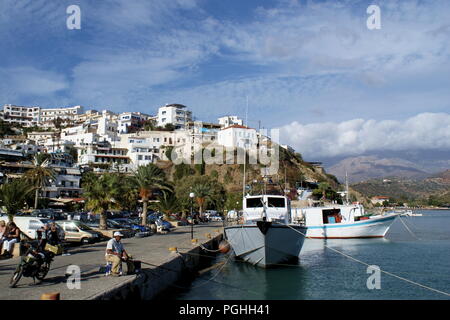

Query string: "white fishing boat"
[[295, 204, 399, 239], [401, 210, 423, 217], [224, 194, 307, 268]]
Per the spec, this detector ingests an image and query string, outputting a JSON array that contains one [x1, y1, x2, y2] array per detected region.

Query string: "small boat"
[[401, 210, 423, 217], [224, 194, 307, 268], [297, 204, 399, 239]]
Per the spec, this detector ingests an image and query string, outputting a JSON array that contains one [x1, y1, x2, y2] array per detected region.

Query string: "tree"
[[114, 175, 139, 212], [83, 173, 122, 229], [0, 119, 15, 137], [177, 176, 225, 213], [154, 191, 179, 220], [192, 183, 211, 216], [0, 179, 34, 221], [133, 164, 172, 225], [24, 153, 55, 209]]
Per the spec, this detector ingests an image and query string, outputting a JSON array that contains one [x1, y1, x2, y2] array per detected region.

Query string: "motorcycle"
[[9, 243, 55, 288]]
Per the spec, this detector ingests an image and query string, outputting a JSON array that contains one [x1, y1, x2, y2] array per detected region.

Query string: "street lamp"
[[189, 192, 195, 239]]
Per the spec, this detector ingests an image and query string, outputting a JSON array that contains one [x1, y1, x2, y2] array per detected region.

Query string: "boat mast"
[[242, 95, 249, 200], [345, 171, 349, 205]]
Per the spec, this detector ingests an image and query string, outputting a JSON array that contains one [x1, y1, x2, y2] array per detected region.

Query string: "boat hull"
[[224, 224, 306, 268], [305, 214, 398, 239]]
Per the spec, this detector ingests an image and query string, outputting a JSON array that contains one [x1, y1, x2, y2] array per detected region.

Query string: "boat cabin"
[[243, 195, 291, 224], [301, 204, 366, 227]]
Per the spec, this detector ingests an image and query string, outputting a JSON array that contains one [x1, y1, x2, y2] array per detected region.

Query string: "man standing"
[[105, 232, 134, 276]]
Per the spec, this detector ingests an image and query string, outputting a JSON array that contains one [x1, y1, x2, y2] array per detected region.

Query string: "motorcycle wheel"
[[36, 262, 50, 280], [10, 266, 24, 288]]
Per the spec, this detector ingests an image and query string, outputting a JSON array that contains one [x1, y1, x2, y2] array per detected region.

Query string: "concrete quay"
[[0, 222, 224, 300]]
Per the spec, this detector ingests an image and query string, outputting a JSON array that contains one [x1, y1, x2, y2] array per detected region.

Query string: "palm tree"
[[24, 153, 55, 209], [83, 173, 121, 230], [133, 164, 172, 226], [0, 179, 34, 221], [155, 191, 179, 220], [192, 183, 212, 217]]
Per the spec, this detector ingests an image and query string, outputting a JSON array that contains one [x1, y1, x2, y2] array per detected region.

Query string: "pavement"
[[0, 222, 224, 300]]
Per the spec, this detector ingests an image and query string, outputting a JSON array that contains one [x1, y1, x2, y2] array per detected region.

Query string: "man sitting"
[[105, 232, 134, 276]]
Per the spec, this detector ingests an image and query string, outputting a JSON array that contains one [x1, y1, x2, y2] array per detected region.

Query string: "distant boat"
[[401, 210, 423, 217], [299, 204, 399, 239], [224, 194, 307, 268]]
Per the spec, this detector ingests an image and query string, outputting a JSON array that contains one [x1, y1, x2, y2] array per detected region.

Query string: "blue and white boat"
[[297, 204, 399, 239]]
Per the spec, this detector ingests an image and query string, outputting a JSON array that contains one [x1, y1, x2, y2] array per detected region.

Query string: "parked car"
[[85, 220, 135, 238], [30, 209, 65, 220], [0, 216, 65, 240], [208, 214, 224, 222], [111, 218, 151, 233], [56, 221, 103, 244]]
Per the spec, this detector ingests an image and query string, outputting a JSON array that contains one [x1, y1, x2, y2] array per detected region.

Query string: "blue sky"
[[1, 0, 449, 158]]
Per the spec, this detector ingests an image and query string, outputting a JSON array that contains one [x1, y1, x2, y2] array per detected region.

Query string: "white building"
[[217, 125, 258, 150], [1, 104, 40, 127], [40, 105, 84, 126], [218, 115, 243, 128], [118, 112, 151, 133], [157, 104, 192, 129], [78, 142, 130, 168], [42, 153, 82, 199]]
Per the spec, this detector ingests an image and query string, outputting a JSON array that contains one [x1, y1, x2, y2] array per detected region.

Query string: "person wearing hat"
[[105, 232, 134, 276]]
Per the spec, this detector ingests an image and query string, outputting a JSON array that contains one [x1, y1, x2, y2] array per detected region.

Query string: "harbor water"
[[162, 210, 450, 300]]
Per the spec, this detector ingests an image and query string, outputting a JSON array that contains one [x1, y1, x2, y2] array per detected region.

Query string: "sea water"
[[163, 210, 450, 300]]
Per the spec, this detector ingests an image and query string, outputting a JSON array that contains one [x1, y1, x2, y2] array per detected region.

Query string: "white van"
[[0, 215, 65, 240]]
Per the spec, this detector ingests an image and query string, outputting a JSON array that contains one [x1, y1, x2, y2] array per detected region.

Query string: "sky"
[[1, 0, 449, 160]]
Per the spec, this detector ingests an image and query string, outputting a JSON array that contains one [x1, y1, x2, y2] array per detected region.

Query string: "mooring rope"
[[398, 216, 421, 240], [273, 221, 450, 298]]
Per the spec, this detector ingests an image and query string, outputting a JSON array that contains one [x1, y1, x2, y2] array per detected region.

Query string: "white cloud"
[[278, 113, 450, 158], [0, 67, 68, 96]]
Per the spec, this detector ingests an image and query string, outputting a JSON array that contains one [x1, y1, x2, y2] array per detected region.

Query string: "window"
[[267, 197, 285, 208], [65, 224, 79, 232], [246, 197, 263, 208], [28, 220, 42, 230]]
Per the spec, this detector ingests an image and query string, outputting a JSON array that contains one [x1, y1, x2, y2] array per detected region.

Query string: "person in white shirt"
[[105, 232, 134, 276]]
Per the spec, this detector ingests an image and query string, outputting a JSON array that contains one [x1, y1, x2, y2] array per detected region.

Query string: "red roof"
[[221, 124, 252, 130]]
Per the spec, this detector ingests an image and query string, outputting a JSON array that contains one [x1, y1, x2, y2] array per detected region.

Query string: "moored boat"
[[297, 204, 399, 239], [224, 194, 306, 268]]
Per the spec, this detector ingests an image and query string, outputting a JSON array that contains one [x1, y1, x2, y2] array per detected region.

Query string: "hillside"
[[327, 155, 429, 183], [157, 146, 356, 202], [351, 170, 450, 206]]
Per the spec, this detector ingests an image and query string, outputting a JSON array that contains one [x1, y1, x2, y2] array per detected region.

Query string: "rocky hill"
[[327, 155, 430, 183], [351, 170, 450, 206], [159, 146, 347, 197]]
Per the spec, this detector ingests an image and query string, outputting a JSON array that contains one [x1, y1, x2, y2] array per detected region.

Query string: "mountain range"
[[321, 151, 450, 183]]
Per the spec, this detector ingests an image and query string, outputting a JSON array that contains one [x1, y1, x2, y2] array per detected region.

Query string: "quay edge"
[[88, 234, 223, 300]]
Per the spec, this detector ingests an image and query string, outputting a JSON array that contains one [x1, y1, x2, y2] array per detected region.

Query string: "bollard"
[[168, 247, 177, 252], [41, 292, 60, 300], [218, 240, 231, 254], [205, 233, 211, 239], [191, 238, 198, 244]]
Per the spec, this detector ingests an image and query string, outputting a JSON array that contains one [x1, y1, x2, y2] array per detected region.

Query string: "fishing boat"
[[295, 204, 399, 239], [224, 194, 307, 268], [401, 210, 423, 217]]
